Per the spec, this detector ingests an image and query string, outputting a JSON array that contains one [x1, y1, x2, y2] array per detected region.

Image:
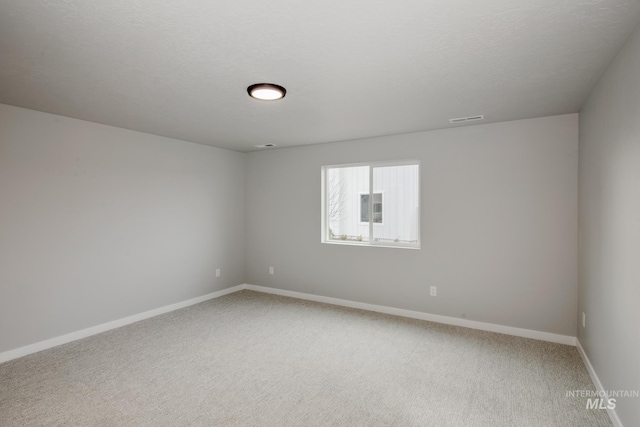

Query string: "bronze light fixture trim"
[[247, 83, 287, 101]]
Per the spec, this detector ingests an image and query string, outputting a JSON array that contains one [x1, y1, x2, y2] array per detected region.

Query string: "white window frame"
[[321, 160, 420, 249]]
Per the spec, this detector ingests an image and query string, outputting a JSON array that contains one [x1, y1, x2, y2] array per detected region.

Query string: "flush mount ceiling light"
[[247, 83, 286, 101]]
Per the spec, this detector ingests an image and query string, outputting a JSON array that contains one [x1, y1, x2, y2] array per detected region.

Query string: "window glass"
[[323, 161, 419, 248]]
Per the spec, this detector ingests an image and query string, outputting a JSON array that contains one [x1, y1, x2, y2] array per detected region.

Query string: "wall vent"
[[254, 143, 277, 148], [449, 115, 484, 124]]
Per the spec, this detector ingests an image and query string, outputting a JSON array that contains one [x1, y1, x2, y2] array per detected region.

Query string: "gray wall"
[[246, 114, 578, 336], [0, 104, 246, 353], [578, 24, 640, 427]]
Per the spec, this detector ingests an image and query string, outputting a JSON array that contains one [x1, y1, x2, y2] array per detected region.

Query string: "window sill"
[[321, 240, 420, 250]]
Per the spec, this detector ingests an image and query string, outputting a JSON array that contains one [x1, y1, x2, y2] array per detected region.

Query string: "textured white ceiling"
[[1, 1, 639, 151]]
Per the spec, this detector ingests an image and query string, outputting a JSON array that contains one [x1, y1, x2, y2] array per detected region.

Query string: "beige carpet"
[[0, 290, 612, 426]]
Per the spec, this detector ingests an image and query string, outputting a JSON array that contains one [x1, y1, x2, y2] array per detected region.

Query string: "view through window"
[[322, 161, 420, 248]]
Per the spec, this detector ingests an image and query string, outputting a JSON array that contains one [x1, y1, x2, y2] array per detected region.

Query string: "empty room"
[[1, 1, 639, 426]]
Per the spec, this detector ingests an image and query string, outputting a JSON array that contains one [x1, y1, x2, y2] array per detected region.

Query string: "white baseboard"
[[243, 284, 577, 346], [1, 283, 577, 365], [576, 339, 623, 427], [0, 285, 245, 364], [2, 283, 618, 426]]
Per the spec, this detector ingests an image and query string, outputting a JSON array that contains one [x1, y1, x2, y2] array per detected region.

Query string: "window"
[[321, 161, 420, 248], [360, 193, 383, 224]]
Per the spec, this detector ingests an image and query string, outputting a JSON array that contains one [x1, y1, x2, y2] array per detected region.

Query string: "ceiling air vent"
[[449, 115, 484, 124], [254, 143, 277, 148]]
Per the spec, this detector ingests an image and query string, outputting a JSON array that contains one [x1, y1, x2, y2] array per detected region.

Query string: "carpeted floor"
[[0, 290, 612, 426]]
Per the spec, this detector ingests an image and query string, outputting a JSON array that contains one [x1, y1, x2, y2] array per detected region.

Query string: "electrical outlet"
[[216, 268, 220, 278], [430, 286, 437, 296], [582, 312, 586, 328], [269, 266, 274, 275]]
